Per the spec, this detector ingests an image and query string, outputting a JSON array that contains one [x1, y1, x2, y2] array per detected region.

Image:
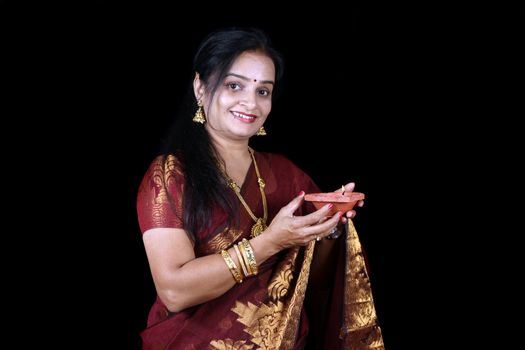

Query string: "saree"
[[137, 151, 385, 350]]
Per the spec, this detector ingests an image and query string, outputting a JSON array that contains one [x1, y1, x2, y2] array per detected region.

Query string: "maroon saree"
[[137, 151, 384, 350]]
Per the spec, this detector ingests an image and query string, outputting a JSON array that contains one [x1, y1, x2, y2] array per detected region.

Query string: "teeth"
[[232, 111, 254, 120]]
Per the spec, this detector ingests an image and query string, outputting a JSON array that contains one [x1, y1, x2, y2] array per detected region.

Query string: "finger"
[[334, 182, 355, 193], [283, 191, 305, 217], [345, 210, 356, 218], [317, 216, 329, 224], [293, 203, 333, 227], [303, 212, 342, 237], [294, 203, 333, 227], [344, 182, 355, 192], [357, 200, 364, 207]]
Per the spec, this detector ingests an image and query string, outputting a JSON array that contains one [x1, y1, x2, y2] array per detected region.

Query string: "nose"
[[239, 91, 257, 109]]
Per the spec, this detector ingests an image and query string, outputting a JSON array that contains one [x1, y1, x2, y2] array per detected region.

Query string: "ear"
[[193, 72, 205, 102]]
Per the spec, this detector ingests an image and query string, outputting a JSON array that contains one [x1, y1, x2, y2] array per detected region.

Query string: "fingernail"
[[326, 203, 333, 209], [297, 191, 305, 197]]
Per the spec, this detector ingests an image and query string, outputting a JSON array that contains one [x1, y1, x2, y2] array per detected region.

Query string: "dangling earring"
[[256, 126, 267, 136], [192, 100, 206, 124]]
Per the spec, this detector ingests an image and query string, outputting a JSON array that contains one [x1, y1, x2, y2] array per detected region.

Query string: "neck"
[[212, 138, 251, 165], [210, 137, 253, 188]]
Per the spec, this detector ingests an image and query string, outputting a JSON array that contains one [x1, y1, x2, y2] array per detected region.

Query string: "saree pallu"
[[137, 152, 384, 349]]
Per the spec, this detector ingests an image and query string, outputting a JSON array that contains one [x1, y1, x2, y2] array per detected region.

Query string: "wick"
[[253, 79, 257, 82]]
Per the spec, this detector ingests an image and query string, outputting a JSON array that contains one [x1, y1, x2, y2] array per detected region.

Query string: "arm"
[[143, 228, 237, 313], [143, 193, 341, 313]]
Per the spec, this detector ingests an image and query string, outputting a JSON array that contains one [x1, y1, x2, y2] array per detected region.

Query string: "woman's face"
[[201, 50, 275, 141]]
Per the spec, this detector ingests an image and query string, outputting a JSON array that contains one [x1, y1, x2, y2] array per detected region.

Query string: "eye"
[[227, 82, 241, 90], [258, 89, 271, 97]]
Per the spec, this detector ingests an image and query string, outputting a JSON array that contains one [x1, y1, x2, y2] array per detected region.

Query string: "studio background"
[[88, 10, 432, 348], [4, 2, 522, 349]]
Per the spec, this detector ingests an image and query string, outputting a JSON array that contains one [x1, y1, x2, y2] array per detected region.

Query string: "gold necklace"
[[219, 147, 268, 238]]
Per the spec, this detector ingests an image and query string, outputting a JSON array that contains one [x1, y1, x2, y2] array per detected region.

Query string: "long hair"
[[162, 27, 284, 242]]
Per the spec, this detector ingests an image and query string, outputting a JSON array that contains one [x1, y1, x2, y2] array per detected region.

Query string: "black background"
[[3, 1, 523, 349]]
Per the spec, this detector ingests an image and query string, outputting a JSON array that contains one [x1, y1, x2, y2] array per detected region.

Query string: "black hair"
[[162, 27, 284, 242]]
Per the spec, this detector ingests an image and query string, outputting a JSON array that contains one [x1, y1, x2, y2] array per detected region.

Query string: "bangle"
[[239, 238, 258, 276], [326, 226, 342, 240], [238, 241, 253, 276], [233, 244, 249, 278], [219, 249, 243, 283]]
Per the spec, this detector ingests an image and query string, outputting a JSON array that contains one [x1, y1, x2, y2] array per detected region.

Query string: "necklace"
[[219, 147, 268, 238]]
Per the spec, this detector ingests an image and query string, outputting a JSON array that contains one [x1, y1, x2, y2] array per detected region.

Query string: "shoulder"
[[137, 154, 185, 233], [147, 154, 183, 175], [143, 154, 184, 180], [139, 154, 185, 193]]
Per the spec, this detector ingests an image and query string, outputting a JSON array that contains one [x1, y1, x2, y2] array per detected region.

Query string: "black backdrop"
[[4, 2, 523, 349], [89, 9, 435, 347]]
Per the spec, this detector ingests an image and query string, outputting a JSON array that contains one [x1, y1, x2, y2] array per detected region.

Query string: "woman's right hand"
[[263, 191, 342, 251]]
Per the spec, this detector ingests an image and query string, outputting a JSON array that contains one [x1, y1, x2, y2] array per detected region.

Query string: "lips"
[[232, 111, 257, 123]]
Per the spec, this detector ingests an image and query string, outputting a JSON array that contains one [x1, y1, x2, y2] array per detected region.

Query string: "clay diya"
[[304, 191, 365, 216]]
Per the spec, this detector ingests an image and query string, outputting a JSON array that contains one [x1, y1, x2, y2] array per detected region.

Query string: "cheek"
[[217, 93, 235, 108], [261, 100, 272, 115]]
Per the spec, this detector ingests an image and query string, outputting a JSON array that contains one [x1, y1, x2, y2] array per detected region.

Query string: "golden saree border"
[[210, 338, 254, 350], [340, 220, 385, 349], [277, 241, 315, 350], [150, 155, 180, 226], [267, 248, 299, 302], [201, 228, 244, 254], [212, 242, 314, 350]]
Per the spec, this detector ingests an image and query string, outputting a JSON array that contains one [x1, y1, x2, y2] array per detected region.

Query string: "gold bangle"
[[237, 241, 253, 276], [219, 249, 243, 283], [240, 238, 258, 276], [233, 244, 249, 278]]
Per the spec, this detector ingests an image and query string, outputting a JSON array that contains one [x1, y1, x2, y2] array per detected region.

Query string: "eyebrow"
[[226, 73, 274, 85]]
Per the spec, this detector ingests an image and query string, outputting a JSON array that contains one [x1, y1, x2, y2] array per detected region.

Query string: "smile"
[[232, 111, 257, 121]]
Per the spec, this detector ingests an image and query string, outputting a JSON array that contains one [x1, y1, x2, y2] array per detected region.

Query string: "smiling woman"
[[194, 50, 275, 142], [136, 27, 384, 350]]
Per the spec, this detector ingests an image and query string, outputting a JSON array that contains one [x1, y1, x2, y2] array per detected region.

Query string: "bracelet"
[[233, 244, 249, 278], [219, 249, 243, 283], [239, 238, 258, 276], [238, 240, 254, 276], [326, 226, 342, 240]]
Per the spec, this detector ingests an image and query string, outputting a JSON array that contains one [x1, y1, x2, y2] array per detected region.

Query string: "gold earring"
[[256, 126, 267, 136], [192, 100, 206, 124]]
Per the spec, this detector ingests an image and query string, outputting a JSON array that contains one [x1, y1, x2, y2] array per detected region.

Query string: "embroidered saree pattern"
[[200, 228, 244, 255], [137, 151, 385, 349], [340, 220, 385, 349], [275, 241, 315, 350], [137, 154, 184, 230], [267, 248, 299, 301], [221, 242, 314, 350], [150, 156, 174, 226], [210, 339, 254, 350]]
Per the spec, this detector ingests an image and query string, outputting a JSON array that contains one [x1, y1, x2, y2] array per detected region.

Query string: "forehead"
[[229, 51, 276, 81]]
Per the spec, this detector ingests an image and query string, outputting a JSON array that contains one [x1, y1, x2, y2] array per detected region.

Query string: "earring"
[[256, 126, 267, 136], [192, 100, 206, 124]]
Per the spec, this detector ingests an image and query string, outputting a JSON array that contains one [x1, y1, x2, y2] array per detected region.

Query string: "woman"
[[137, 27, 384, 349]]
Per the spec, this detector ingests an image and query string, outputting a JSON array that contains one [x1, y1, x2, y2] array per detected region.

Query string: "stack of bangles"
[[219, 238, 258, 284]]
